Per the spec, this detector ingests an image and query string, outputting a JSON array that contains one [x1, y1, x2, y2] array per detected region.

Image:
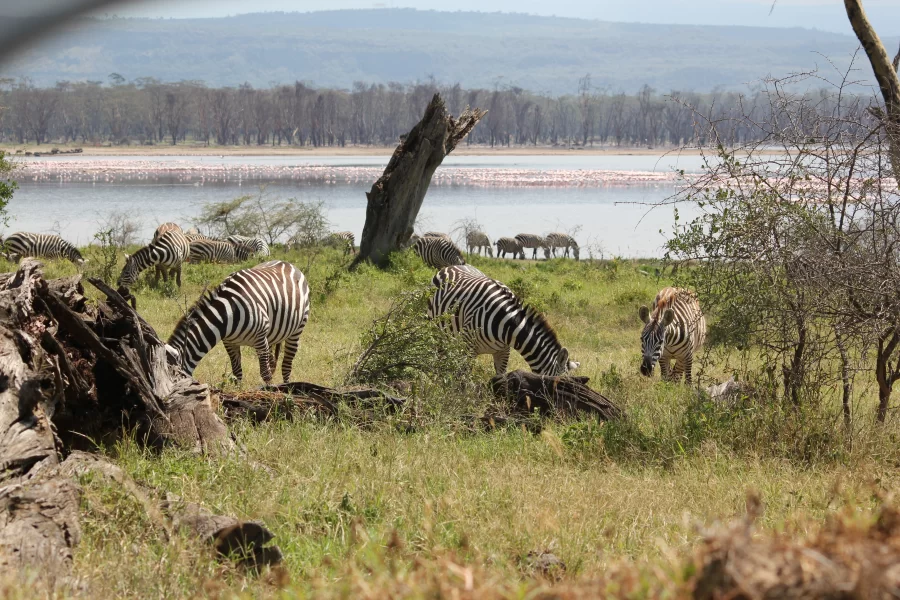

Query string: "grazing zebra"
[[153, 222, 182, 241], [117, 231, 190, 288], [495, 237, 525, 260], [325, 231, 355, 254], [226, 235, 271, 260], [514, 234, 550, 260], [189, 239, 237, 263], [545, 232, 580, 260], [184, 232, 209, 242], [429, 266, 578, 376], [639, 287, 707, 384], [413, 236, 465, 268], [166, 260, 310, 383], [2, 232, 85, 265], [466, 231, 493, 257]]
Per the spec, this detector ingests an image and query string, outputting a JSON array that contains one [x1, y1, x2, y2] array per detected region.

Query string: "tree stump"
[[491, 370, 623, 422], [354, 94, 485, 267]]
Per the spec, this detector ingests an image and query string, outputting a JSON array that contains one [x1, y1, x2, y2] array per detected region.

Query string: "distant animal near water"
[[153, 222, 183, 241], [166, 260, 311, 383], [545, 232, 580, 260], [514, 233, 550, 260], [639, 287, 706, 384], [2, 232, 85, 265], [118, 230, 190, 289], [466, 231, 493, 257], [429, 265, 578, 376], [189, 239, 237, 263], [495, 237, 525, 260], [226, 235, 271, 260]]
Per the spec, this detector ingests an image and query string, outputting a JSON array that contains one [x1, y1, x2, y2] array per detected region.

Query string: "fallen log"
[[0, 261, 274, 585], [490, 370, 623, 422]]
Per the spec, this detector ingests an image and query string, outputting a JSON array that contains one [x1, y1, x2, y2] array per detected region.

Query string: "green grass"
[[19, 248, 900, 598]]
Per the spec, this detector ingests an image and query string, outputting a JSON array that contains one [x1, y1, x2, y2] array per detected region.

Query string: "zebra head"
[[572, 246, 580, 261], [639, 305, 675, 376], [117, 253, 140, 287]]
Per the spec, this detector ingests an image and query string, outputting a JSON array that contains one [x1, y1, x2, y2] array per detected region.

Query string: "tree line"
[[0, 75, 866, 149]]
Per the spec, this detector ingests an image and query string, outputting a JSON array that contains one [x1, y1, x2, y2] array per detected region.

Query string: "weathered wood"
[[491, 370, 623, 422], [354, 94, 485, 266]]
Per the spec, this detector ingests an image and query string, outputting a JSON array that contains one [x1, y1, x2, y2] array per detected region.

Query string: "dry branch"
[[491, 370, 623, 422]]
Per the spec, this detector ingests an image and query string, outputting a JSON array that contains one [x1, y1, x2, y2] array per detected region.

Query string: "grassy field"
[[22, 247, 900, 598]]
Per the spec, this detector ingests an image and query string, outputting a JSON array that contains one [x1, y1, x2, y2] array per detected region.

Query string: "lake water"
[[10, 153, 705, 257]]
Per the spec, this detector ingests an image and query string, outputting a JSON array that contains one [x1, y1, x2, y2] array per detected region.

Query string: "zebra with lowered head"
[[118, 230, 190, 289], [639, 287, 707, 384], [466, 231, 493, 257], [495, 237, 525, 260], [514, 233, 550, 260], [189, 239, 237, 263], [226, 235, 271, 260], [429, 265, 578, 375], [166, 260, 311, 383], [413, 236, 465, 268], [545, 232, 580, 260], [325, 231, 355, 254], [2, 232, 85, 265]]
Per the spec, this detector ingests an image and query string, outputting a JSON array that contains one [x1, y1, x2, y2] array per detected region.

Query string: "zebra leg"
[[225, 343, 243, 381], [683, 357, 693, 385], [492, 347, 511, 375], [175, 264, 182, 288], [280, 336, 301, 382], [254, 336, 274, 383], [670, 361, 686, 383], [659, 358, 671, 381]]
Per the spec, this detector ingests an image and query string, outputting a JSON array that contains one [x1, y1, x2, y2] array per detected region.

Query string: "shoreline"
[[1, 144, 702, 158]]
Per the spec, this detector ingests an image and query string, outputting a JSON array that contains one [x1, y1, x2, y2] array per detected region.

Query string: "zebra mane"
[[169, 286, 216, 344]]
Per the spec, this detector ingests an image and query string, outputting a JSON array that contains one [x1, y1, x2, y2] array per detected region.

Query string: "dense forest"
[[0, 76, 867, 148]]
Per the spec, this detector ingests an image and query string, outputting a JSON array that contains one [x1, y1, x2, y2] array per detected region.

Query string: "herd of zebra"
[[0, 227, 707, 387], [411, 231, 580, 269]]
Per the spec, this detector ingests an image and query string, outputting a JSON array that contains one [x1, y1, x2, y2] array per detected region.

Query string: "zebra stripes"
[[189, 239, 237, 263], [184, 232, 209, 243], [466, 231, 493, 257], [429, 266, 577, 376], [2, 232, 85, 265], [227, 235, 271, 260], [639, 287, 707, 384], [495, 237, 525, 259], [166, 260, 311, 383], [514, 234, 550, 260], [118, 231, 190, 288], [153, 222, 182, 241], [422, 231, 452, 241], [545, 232, 580, 260], [413, 236, 465, 268]]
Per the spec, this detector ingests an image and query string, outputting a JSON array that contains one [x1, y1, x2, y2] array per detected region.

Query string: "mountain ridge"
[[1, 9, 889, 94]]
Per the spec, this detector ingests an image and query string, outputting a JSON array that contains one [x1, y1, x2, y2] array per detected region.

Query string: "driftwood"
[[491, 370, 623, 422], [354, 94, 485, 266], [219, 381, 407, 423], [0, 260, 277, 584]]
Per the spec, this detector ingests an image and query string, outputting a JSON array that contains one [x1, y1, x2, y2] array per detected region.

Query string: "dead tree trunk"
[[354, 94, 485, 267], [844, 0, 900, 184], [0, 260, 279, 583], [491, 370, 623, 422]]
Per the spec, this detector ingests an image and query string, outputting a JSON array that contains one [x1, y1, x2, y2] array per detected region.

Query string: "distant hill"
[[1, 9, 890, 94]]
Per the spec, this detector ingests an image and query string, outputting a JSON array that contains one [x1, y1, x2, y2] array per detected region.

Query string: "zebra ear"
[[662, 308, 675, 327], [639, 305, 650, 323]]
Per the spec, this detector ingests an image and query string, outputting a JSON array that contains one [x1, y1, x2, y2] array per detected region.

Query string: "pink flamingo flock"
[[17, 159, 681, 188]]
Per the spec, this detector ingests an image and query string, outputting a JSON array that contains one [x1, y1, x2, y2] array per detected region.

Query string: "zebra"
[[117, 230, 190, 289], [429, 265, 578, 376], [639, 287, 707, 384], [166, 260, 311, 383], [2, 232, 85, 265], [495, 237, 525, 260], [413, 236, 465, 268], [545, 232, 580, 260], [324, 231, 355, 254], [466, 231, 493, 257], [184, 232, 209, 243], [514, 234, 550, 260], [189, 239, 237, 263], [226, 235, 271, 260], [153, 222, 182, 241]]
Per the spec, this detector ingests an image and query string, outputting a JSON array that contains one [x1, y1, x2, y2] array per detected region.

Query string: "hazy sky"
[[101, 0, 900, 34]]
